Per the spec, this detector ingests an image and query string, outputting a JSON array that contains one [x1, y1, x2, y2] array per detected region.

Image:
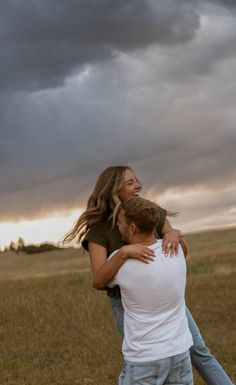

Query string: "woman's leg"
[[108, 300, 234, 384], [186, 306, 233, 385], [108, 296, 124, 338]]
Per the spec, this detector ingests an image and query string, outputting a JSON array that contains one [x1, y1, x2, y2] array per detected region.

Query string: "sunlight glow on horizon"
[[0, 210, 82, 250], [1, 186, 236, 250]]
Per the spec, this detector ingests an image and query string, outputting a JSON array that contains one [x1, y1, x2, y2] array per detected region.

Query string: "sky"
[[1, 0, 236, 248]]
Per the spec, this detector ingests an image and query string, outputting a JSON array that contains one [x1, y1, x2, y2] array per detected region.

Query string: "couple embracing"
[[64, 165, 233, 385]]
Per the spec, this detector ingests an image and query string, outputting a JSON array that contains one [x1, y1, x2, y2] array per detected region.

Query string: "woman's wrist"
[[116, 245, 130, 261], [165, 228, 184, 239]]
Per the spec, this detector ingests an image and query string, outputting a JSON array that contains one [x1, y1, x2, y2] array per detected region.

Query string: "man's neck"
[[130, 233, 157, 246]]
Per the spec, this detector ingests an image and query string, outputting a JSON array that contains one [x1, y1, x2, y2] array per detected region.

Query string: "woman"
[[64, 165, 233, 385]]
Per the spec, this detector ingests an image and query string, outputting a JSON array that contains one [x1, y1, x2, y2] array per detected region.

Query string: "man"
[[108, 197, 193, 385]]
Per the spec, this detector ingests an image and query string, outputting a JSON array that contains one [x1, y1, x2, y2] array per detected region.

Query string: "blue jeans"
[[119, 351, 193, 385], [109, 297, 234, 385]]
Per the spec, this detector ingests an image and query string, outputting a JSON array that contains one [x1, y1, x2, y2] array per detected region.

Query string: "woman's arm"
[[161, 218, 185, 256], [88, 242, 155, 290]]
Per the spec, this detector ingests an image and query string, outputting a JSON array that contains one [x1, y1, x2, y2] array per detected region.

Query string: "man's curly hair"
[[121, 197, 160, 234]]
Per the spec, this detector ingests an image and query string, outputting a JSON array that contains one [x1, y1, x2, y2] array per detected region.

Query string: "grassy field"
[[0, 248, 89, 281], [0, 227, 235, 385]]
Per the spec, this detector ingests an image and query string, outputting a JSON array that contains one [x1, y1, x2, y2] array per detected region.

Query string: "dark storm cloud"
[[200, 0, 236, 7], [0, 0, 236, 228], [0, 0, 200, 92], [1, 69, 235, 222]]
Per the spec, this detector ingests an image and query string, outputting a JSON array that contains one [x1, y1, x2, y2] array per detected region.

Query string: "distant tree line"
[[2, 237, 61, 254]]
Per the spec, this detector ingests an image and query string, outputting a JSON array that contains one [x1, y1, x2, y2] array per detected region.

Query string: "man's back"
[[109, 240, 193, 362]]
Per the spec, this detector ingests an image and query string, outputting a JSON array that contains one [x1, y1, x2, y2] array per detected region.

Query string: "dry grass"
[[0, 273, 122, 385], [0, 227, 235, 384], [0, 248, 89, 281]]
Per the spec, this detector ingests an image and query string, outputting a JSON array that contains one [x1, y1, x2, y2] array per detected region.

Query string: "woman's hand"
[[88, 242, 155, 290], [162, 229, 182, 256], [119, 243, 155, 264]]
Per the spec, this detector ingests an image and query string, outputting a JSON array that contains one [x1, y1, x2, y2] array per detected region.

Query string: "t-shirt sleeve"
[[81, 221, 109, 251], [106, 251, 118, 288], [107, 277, 117, 288], [156, 206, 167, 238]]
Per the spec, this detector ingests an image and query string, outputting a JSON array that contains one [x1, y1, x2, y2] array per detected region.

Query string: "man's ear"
[[130, 222, 137, 234]]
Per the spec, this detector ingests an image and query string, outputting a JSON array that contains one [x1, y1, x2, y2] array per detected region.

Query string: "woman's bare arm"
[[88, 242, 155, 290], [161, 218, 184, 256]]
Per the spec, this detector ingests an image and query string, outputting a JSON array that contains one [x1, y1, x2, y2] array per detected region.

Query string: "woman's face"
[[117, 169, 142, 202]]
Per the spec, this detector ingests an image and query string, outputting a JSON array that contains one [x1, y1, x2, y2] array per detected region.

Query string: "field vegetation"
[[0, 227, 235, 385]]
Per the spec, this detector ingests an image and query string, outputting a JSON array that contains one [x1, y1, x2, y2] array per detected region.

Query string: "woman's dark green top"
[[82, 206, 167, 297]]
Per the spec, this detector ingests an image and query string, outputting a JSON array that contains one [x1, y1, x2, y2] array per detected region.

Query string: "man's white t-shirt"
[[108, 240, 193, 362]]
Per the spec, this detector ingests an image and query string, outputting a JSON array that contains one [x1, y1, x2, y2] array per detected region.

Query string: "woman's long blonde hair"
[[63, 165, 132, 243]]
